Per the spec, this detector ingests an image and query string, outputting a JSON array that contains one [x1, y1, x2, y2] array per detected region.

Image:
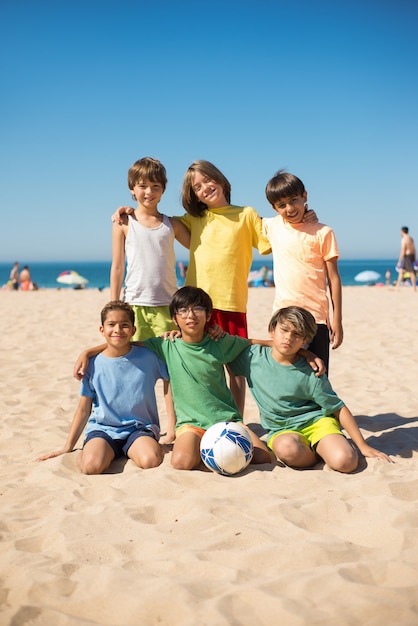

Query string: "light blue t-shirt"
[[81, 345, 169, 440], [230, 344, 345, 438]]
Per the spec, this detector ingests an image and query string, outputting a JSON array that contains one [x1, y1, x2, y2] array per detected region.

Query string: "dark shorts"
[[307, 323, 330, 373], [403, 254, 416, 274], [83, 428, 157, 459], [209, 309, 248, 338]]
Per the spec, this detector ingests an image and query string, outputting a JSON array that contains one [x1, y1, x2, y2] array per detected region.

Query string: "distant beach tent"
[[354, 270, 381, 283], [56, 270, 89, 287]]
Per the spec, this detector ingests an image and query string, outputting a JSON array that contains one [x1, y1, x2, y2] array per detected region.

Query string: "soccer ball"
[[200, 422, 254, 476]]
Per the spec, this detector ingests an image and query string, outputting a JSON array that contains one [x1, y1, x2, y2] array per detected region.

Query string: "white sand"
[[1, 286, 417, 625]]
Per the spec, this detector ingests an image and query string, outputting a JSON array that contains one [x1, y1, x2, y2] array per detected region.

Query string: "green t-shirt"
[[145, 334, 249, 430], [230, 344, 345, 438]]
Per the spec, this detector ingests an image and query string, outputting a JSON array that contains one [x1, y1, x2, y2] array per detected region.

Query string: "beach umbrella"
[[354, 270, 381, 283], [56, 270, 89, 286]]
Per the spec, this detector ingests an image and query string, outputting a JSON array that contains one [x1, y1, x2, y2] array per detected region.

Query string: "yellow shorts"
[[268, 417, 342, 450], [131, 305, 177, 341], [175, 425, 206, 439]]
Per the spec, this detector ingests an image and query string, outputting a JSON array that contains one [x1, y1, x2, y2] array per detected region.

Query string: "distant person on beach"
[[19, 265, 32, 291], [229, 306, 393, 472], [9, 262, 19, 290], [37, 301, 170, 474], [114, 160, 318, 415], [263, 170, 342, 372], [396, 226, 416, 292], [73, 287, 325, 471]]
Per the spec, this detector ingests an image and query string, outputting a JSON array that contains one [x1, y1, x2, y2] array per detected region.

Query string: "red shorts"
[[209, 309, 248, 338]]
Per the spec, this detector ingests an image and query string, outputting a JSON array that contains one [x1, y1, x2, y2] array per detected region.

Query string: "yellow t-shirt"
[[177, 206, 271, 313]]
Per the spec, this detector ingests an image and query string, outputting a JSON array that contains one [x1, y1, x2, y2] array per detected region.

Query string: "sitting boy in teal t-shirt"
[[230, 306, 392, 472]]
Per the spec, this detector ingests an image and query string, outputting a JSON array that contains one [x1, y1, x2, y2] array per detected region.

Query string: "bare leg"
[[272, 432, 317, 468], [316, 434, 358, 473], [78, 438, 115, 474], [245, 427, 274, 464], [396, 269, 404, 290], [171, 431, 202, 470], [128, 436, 163, 469]]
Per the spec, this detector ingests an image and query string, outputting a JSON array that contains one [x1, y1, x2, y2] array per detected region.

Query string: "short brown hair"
[[101, 300, 135, 326], [265, 170, 305, 207], [128, 157, 167, 191]]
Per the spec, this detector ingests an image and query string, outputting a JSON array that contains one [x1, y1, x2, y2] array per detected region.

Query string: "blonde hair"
[[268, 306, 317, 343]]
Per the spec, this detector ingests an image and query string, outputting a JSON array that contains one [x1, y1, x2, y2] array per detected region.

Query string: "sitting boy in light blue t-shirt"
[[37, 301, 169, 474]]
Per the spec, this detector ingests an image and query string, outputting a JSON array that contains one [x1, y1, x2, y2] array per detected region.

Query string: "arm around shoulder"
[[170, 217, 190, 249], [73, 344, 107, 380]]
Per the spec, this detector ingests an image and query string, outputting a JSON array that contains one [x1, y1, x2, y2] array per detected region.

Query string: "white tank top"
[[123, 214, 177, 306]]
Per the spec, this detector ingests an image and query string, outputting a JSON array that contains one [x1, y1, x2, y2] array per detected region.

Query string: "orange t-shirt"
[[262, 217, 339, 324]]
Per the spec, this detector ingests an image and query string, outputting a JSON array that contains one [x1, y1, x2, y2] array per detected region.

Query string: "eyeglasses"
[[176, 306, 207, 318]]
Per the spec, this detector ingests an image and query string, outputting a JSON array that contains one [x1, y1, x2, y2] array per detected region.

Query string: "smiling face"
[[131, 177, 164, 211], [272, 191, 307, 224], [100, 309, 135, 355], [191, 171, 228, 208]]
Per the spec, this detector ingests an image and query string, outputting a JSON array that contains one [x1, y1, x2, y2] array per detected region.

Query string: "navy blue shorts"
[[83, 428, 157, 458]]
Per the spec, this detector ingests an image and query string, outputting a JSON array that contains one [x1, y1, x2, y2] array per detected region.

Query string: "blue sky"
[[1, 0, 417, 263]]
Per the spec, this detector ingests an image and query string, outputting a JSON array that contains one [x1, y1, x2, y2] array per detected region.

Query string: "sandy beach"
[[1, 285, 417, 625]]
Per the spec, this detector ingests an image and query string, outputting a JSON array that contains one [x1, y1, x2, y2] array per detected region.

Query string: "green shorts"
[[131, 305, 177, 341], [268, 417, 342, 450]]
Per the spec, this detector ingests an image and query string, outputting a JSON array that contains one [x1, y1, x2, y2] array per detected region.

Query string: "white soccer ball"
[[200, 421, 254, 476]]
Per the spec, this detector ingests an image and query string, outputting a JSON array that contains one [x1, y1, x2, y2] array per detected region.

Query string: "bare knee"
[[326, 446, 358, 473], [274, 435, 315, 468], [78, 455, 106, 475], [171, 449, 199, 471], [137, 449, 163, 469]]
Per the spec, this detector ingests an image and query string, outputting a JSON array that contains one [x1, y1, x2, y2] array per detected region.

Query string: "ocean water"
[[0, 258, 398, 290]]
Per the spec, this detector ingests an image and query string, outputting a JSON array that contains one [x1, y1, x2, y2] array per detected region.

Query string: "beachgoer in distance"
[[19, 265, 32, 291], [396, 226, 416, 292], [113, 160, 318, 415], [263, 170, 342, 372], [230, 306, 393, 472], [73, 287, 325, 472], [9, 262, 19, 290], [37, 301, 170, 474]]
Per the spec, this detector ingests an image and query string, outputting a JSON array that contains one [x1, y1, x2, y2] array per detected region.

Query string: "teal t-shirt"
[[230, 344, 345, 438], [144, 334, 249, 430]]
